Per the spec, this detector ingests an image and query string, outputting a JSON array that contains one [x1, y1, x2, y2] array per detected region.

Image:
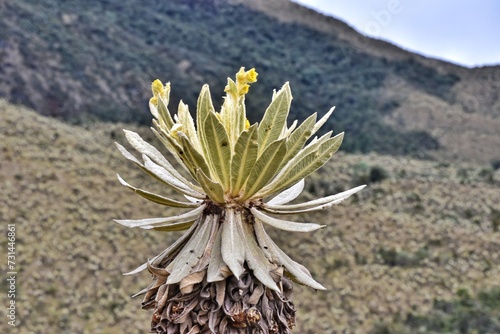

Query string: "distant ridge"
[[0, 0, 498, 162]]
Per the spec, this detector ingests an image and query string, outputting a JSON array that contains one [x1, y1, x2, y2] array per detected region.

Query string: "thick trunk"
[[140, 207, 297, 333]]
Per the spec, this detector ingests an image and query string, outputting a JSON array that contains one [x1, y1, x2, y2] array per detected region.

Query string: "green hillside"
[[3, 0, 499, 161], [1, 100, 498, 333]]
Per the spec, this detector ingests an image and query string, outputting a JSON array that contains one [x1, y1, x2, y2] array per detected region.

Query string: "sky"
[[292, 0, 500, 68]]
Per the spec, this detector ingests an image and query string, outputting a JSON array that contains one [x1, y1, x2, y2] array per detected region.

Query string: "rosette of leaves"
[[115, 68, 365, 333]]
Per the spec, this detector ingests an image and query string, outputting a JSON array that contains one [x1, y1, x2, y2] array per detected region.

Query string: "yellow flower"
[[246, 68, 258, 83], [234, 67, 258, 97]]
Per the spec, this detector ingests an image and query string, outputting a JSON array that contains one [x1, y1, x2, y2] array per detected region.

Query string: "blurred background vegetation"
[[0, 0, 499, 333], [5, 0, 499, 159]]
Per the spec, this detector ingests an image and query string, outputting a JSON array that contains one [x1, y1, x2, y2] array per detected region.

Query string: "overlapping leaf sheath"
[[114, 68, 365, 333], [138, 206, 296, 333]]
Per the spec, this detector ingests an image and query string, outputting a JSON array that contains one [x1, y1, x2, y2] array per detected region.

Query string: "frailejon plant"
[[115, 68, 365, 333]]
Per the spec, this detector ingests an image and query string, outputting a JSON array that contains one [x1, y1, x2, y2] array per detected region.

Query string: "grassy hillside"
[[1, 100, 498, 333], [1, 0, 499, 162]]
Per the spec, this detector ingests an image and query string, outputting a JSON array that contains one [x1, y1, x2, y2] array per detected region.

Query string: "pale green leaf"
[[184, 195, 203, 204], [263, 185, 366, 214], [115, 142, 176, 189], [117, 174, 200, 208], [115, 142, 204, 198], [270, 130, 333, 185], [279, 113, 317, 169], [253, 220, 326, 290], [260, 132, 343, 197], [151, 221, 196, 232], [157, 131, 199, 179], [196, 85, 214, 128], [258, 83, 292, 153], [196, 169, 225, 204], [122, 129, 201, 191], [152, 125, 197, 174], [221, 208, 245, 279], [142, 155, 205, 198], [187, 215, 220, 273], [114, 205, 205, 229], [166, 215, 214, 284], [177, 101, 202, 151], [242, 138, 287, 200], [123, 129, 189, 184], [151, 125, 193, 177], [207, 227, 229, 283], [151, 220, 199, 265], [291, 130, 334, 163], [118, 219, 193, 232], [311, 106, 335, 135], [203, 112, 231, 188], [177, 132, 212, 178], [149, 101, 160, 119], [283, 119, 298, 138], [230, 124, 258, 196], [251, 207, 324, 232], [157, 94, 175, 129], [115, 142, 142, 165], [124, 263, 148, 276], [131, 286, 150, 298], [239, 218, 280, 291], [196, 85, 215, 158], [123, 215, 200, 276], [236, 102, 247, 139], [272, 133, 342, 196], [266, 178, 305, 205]]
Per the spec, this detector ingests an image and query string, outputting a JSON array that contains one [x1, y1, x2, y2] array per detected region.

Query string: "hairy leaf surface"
[[242, 138, 287, 200], [254, 220, 326, 290], [221, 208, 245, 279], [264, 185, 366, 214], [166, 215, 214, 284], [196, 169, 225, 204], [267, 179, 305, 205], [230, 124, 258, 196], [117, 174, 199, 208], [203, 112, 231, 188], [258, 83, 291, 153], [251, 208, 324, 232]]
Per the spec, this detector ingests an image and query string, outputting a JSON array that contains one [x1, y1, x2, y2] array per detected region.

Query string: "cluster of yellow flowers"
[[232, 67, 258, 96]]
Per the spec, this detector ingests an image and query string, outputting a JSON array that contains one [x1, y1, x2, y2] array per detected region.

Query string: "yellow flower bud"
[[236, 67, 247, 84], [152, 79, 164, 96], [169, 124, 183, 140], [245, 119, 250, 130], [238, 84, 250, 96]]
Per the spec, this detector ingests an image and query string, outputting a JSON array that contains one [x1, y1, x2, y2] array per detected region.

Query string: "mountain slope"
[[1, 100, 499, 333], [1, 0, 498, 162]]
